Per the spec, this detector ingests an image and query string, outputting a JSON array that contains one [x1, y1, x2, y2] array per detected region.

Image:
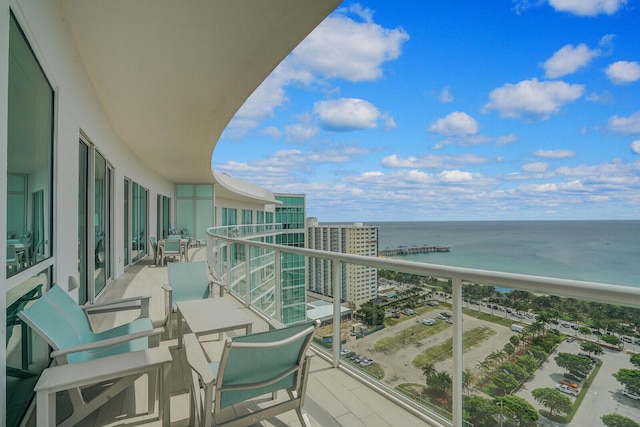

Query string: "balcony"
[[27, 245, 429, 427], [22, 227, 640, 426]]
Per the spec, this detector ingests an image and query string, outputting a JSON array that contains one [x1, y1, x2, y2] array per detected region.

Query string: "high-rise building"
[[274, 194, 307, 325], [306, 219, 378, 308]]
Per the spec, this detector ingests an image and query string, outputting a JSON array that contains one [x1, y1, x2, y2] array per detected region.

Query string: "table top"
[[176, 298, 252, 335]]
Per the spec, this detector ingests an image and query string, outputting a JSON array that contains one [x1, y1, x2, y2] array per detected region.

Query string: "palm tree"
[[462, 368, 476, 395], [432, 371, 452, 396], [476, 360, 490, 377], [422, 363, 437, 384]]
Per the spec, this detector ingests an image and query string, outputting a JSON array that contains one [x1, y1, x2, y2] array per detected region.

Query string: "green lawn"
[[374, 320, 450, 352], [412, 326, 496, 368]]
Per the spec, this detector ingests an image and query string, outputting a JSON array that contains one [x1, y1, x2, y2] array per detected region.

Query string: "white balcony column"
[[332, 258, 341, 367], [225, 242, 232, 291], [452, 274, 463, 427], [274, 248, 282, 323], [244, 242, 251, 307]]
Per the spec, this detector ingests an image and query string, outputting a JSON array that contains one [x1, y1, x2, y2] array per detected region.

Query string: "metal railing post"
[[332, 258, 342, 367], [244, 242, 251, 306], [452, 275, 463, 427], [274, 248, 282, 323]]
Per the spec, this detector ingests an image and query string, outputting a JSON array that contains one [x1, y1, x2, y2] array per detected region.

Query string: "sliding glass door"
[[78, 140, 112, 302], [125, 179, 148, 266]]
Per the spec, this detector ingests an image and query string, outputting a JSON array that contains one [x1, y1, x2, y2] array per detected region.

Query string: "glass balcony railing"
[[206, 225, 640, 427]]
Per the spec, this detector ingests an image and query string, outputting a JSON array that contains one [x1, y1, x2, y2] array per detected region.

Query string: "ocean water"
[[370, 220, 640, 287]]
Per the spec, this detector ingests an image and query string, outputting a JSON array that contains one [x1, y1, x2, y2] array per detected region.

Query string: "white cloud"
[[586, 91, 614, 104], [439, 87, 454, 103], [262, 126, 282, 138], [548, 0, 628, 16], [555, 159, 640, 185], [522, 162, 549, 173], [632, 140, 640, 154], [608, 111, 640, 135], [483, 78, 584, 120], [289, 7, 409, 82], [382, 153, 492, 169], [543, 44, 599, 78], [220, 118, 259, 140], [534, 149, 577, 159], [313, 98, 383, 131], [429, 112, 479, 136], [605, 61, 640, 84], [439, 170, 475, 183], [223, 7, 408, 138], [381, 112, 397, 130], [285, 123, 318, 142]]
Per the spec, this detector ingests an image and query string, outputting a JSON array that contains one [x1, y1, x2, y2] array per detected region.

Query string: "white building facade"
[[306, 219, 378, 308]]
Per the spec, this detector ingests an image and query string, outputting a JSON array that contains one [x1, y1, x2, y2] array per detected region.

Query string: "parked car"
[[570, 370, 587, 379], [578, 352, 597, 364], [566, 336, 575, 343], [559, 379, 579, 389], [571, 324, 579, 330], [622, 387, 640, 400], [556, 384, 578, 397], [422, 318, 436, 326], [563, 372, 581, 382]]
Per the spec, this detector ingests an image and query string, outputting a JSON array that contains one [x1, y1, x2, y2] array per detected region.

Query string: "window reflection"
[[5, 269, 51, 427], [6, 13, 53, 278]]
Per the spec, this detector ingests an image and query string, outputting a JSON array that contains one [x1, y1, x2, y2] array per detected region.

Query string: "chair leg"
[[296, 408, 312, 427], [148, 369, 157, 414]]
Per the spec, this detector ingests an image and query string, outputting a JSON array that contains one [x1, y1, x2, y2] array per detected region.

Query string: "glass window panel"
[[176, 184, 194, 198], [195, 199, 213, 241], [124, 180, 129, 265], [7, 14, 53, 280], [78, 143, 88, 303], [196, 184, 213, 198], [177, 199, 195, 237], [94, 151, 107, 295]]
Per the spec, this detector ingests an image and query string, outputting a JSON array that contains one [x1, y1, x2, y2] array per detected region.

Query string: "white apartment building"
[[306, 219, 378, 308]]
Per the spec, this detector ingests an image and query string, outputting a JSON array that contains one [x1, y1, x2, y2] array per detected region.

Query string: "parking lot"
[[516, 339, 640, 425]]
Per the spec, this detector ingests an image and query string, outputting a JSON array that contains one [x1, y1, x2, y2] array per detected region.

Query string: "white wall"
[[2, 0, 185, 420]]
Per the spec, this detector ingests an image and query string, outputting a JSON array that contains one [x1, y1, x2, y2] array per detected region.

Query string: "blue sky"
[[213, 0, 640, 222]]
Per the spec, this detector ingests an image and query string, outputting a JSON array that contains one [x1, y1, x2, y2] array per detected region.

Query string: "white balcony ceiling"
[[62, 0, 341, 184]]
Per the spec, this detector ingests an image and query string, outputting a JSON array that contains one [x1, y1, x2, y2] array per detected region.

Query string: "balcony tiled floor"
[[66, 247, 432, 427]]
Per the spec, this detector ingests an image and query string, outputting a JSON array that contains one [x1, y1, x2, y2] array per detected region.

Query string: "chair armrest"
[[82, 295, 151, 318], [184, 333, 215, 385], [49, 327, 164, 359], [161, 284, 174, 320]]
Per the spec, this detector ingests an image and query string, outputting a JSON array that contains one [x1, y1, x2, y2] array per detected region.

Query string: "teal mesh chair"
[[18, 285, 165, 426], [184, 320, 319, 427], [163, 261, 213, 338], [159, 238, 182, 265]]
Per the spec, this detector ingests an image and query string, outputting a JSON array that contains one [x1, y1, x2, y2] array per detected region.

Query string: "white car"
[[556, 384, 578, 397], [422, 318, 436, 326], [622, 388, 640, 400]]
